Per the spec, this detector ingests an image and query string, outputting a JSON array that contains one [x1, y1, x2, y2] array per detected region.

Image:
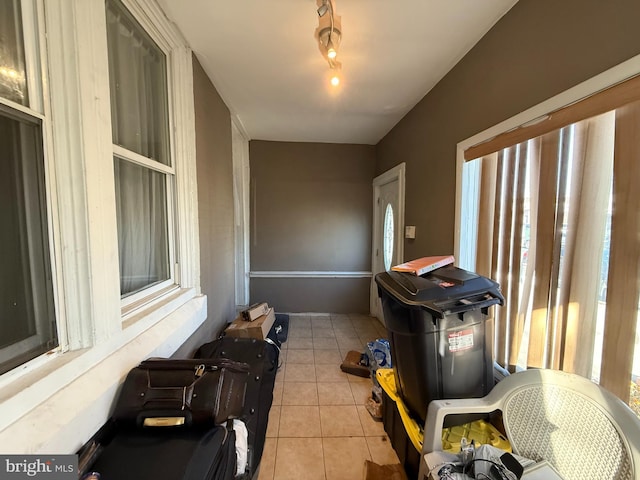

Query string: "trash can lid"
[[374, 265, 504, 317]]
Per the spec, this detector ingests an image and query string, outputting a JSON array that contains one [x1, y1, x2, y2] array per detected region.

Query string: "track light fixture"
[[317, 4, 329, 17], [315, 0, 342, 86]]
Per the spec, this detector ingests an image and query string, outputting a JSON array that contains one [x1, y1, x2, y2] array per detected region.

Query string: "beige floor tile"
[[281, 382, 318, 405], [354, 324, 379, 336], [278, 349, 287, 363], [350, 316, 376, 329], [322, 437, 371, 480], [315, 364, 349, 383], [317, 382, 354, 405], [278, 405, 322, 437], [357, 405, 385, 436], [288, 328, 313, 338], [257, 438, 277, 480], [319, 405, 364, 437], [349, 379, 374, 405], [313, 349, 342, 365], [289, 316, 311, 328], [266, 405, 281, 438], [374, 322, 388, 336], [271, 314, 399, 480], [312, 327, 336, 338], [337, 337, 365, 352], [358, 334, 379, 346], [287, 337, 314, 350], [275, 364, 285, 383], [272, 382, 283, 406], [365, 436, 400, 465], [284, 363, 316, 382], [347, 373, 373, 384], [332, 327, 359, 339], [313, 337, 339, 350], [310, 315, 332, 326], [330, 314, 351, 325], [273, 437, 325, 480], [286, 349, 314, 364]]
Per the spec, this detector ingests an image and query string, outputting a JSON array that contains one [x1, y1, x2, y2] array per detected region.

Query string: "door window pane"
[[114, 157, 169, 297], [0, 106, 56, 375], [106, 0, 170, 165], [0, 0, 29, 106], [383, 203, 394, 271]]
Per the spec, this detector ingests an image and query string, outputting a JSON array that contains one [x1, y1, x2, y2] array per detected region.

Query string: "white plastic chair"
[[419, 369, 640, 480]]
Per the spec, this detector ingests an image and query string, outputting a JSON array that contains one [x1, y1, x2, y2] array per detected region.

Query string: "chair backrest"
[[498, 369, 640, 480]]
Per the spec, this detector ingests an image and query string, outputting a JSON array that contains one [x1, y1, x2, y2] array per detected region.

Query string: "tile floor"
[[258, 313, 401, 480]]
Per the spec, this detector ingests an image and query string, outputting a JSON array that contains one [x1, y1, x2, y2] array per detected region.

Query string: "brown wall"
[[249, 141, 376, 313], [173, 55, 236, 356], [376, 0, 640, 261]]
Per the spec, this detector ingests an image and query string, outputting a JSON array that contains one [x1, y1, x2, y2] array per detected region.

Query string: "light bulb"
[[327, 47, 337, 59], [330, 75, 340, 86]]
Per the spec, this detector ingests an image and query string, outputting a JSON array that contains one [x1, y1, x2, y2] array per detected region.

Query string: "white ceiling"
[[158, 0, 517, 145]]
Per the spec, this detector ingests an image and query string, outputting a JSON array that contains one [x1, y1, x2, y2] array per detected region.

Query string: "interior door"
[[371, 164, 405, 321]]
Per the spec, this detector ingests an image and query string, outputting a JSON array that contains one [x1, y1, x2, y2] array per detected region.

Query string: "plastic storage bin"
[[375, 265, 503, 423], [375, 368, 511, 480]]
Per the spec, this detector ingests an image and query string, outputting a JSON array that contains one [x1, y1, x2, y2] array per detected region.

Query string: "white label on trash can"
[[448, 329, 474, 352]]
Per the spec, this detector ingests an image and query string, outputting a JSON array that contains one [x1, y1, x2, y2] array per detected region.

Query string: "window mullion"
[[113, 144, 175, 175]]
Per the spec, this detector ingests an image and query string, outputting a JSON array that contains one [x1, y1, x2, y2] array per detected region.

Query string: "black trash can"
[[375, 265, 503, 423]]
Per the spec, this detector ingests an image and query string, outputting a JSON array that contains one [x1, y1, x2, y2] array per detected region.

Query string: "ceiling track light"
[[315, 0, 342, 85], [317, 3, 329, 17]]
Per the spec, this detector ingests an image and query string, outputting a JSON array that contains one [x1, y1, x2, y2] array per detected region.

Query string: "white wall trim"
[[454, 54, 640, 263], [250, 271, 372, 279]]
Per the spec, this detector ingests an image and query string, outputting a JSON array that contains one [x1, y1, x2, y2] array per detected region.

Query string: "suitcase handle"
[[141, 384, 194, 410]]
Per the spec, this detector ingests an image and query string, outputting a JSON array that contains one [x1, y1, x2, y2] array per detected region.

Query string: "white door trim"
[[371, 163, 406, 316]]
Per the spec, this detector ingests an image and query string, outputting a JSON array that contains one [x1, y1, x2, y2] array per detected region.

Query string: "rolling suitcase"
[[85, 421, 237, 480], [194, 335, 280, 479], [79, 357, 250, 480]]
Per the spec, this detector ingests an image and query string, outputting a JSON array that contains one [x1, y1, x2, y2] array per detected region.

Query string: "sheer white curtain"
[[106, 0, 171, 297]]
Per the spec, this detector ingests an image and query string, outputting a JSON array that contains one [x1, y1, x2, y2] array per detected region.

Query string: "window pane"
[[0, 106, 56, 375], [114, 157, 169, 297], [0, 0, 29, 105], [106, 0, 170, 165], [383, 203, 394, 271]]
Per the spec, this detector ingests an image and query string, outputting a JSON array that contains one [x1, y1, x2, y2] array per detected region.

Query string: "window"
[[0, 0, 202, 452], [106, 0, 175, 300], [383, 203, 394, 271], [0, 0, 57, 376], [459, 74, 640, 411]]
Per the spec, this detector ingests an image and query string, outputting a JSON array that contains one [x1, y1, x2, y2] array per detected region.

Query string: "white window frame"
[[106, 0, 179, 311], [0, 0, 204, 454]]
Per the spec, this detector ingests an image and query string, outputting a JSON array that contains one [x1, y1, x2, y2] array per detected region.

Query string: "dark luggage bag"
[[113, 358, 250, 428], [194, 335, 280, 479], [80, 357, 250, 480], [85, 421, 237, 480]]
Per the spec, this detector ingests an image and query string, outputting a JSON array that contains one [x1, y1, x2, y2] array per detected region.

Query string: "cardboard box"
[[225, 307, 275, 340], [241, 302, 269, 321]]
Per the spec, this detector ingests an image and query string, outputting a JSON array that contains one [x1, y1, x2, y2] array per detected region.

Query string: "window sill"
[[0, 288, 207, 453]]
